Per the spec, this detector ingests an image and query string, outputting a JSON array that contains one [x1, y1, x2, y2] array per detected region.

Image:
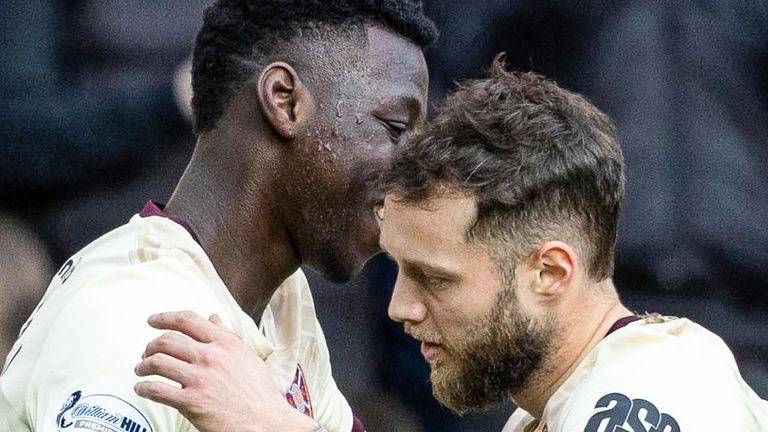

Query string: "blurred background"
[[1, 1, 766, 431]]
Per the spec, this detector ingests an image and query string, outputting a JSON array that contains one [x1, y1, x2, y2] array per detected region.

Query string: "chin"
[[314, 251, 366, 284], [308, 226, 379, 283], [430, 361, 511, 414], [321, 267, 356, 284], [428, 287, 556, 414]]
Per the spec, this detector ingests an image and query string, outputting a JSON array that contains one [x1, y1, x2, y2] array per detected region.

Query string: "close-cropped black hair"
[[192, 0, 438, 133]]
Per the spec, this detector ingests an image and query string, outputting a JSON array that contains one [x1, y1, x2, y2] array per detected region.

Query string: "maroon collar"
[[605, 315, 641, 338], [139, 200, 201, 245]]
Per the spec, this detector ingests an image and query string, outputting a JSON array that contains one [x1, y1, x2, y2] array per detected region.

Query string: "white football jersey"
[[0, 205, 354, 432], [503, 315, 768, 432]]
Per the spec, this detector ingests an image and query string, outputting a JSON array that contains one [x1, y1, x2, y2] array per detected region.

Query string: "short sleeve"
[[555, 337, 763, 431], [27, 256, 225, 432]]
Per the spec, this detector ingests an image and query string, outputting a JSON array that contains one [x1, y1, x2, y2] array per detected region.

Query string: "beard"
[[428, 286, 556, 413]]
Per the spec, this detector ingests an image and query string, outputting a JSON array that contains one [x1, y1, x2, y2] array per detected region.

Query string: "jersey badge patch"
[[56, 391, 153, 432], [285, 364, 313, 418]]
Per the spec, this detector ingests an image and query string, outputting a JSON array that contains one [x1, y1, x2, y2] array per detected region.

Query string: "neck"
[[512, 279, 633, 419], [164, 133, 300, 318]]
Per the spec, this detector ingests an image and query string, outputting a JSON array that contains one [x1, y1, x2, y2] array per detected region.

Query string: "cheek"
[[428, 293, 487, 343], [345, 147, 392, 193], [433, 282, 501, 341]]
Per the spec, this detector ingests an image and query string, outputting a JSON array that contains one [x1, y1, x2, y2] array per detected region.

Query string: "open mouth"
[[420, 341, 444, 363]]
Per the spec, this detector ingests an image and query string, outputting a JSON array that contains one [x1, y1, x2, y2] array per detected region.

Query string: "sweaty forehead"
[[364, 25, 428, 101]]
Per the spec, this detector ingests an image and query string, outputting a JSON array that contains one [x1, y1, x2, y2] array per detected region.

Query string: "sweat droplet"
[[355, 100, 363, 124], [335, 100, 343, 118]]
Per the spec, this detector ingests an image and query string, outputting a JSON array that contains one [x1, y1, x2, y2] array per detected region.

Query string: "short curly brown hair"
[[383, 55, 625, 281]]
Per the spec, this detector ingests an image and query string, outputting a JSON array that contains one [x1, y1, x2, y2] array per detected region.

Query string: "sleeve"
[[26, 257, 226, 432], [554, 341, 762, 432]]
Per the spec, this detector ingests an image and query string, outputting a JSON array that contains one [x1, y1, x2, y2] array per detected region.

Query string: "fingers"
[[207, 313, 243, 343], [143, 331, 199, 363], [208, 314, 224, 327], [134, 380, 187, 411], [135, 352, 193, 385], [148, 311, 219, 343]]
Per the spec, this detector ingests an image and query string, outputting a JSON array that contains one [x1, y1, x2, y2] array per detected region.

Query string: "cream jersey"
[[0, 206, 355, 432], [503, 315, 768, 432]]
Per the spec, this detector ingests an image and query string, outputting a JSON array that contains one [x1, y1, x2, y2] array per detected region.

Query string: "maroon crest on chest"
[[286, 363, 313, 418]]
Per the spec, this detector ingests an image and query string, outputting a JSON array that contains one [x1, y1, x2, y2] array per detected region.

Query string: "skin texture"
[[277, 24, 429, 284], [135, 189, 633, 428], [135, 41, 633, 428], [382, 191, 633, 418], [134, 25, 427, 432], [380, 193, 555, 413], [163, 25, 428, 318]]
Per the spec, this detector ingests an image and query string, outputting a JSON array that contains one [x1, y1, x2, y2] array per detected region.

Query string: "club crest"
[[285, 364, 313, 418]]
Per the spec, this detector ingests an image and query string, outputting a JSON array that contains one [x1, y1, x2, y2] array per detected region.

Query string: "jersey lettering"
[[584, 393, 632, 432], [56, 392, 153, 432], [3, 257, 81, 375], [58, 257, 81, 284], [584, 393, 680, 432]]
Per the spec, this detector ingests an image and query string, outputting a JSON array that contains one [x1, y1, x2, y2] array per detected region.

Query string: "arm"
[[134, 311, 327, 432]]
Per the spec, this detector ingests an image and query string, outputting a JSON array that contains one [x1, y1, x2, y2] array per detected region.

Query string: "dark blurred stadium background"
[[1, 1, 766, 431]]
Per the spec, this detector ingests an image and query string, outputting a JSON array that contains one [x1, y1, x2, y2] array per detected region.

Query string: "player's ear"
[[527, 241, 575, 300], [257, 62, 314, 140]]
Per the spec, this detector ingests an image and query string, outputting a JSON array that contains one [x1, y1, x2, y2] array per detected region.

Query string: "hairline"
[[193, 17, 427, 133], [387, 182, 593, 283]]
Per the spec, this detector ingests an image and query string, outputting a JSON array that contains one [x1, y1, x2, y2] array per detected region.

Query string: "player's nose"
[[387, 274, 427, 324]]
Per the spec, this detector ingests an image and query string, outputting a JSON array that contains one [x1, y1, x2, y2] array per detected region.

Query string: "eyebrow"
[[382, 248, 458, 280], [403, 258, 458, 279], [376, 95, 424, 124]]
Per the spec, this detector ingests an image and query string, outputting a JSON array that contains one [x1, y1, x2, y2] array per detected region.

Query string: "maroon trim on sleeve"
[[605, 315, 641, 338], [139, 200, 201, 245], [351, 416, 366, 432]]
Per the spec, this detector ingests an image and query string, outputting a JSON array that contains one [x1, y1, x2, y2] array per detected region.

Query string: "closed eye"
[[377, 117, 408, 143]]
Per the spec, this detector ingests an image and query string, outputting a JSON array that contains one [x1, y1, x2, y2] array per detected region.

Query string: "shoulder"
[[553, 318, 762, 431], [3, 217, 230, 431], [269, 268, 312, 307], [24, 218, 226, 386], [262, 268, 316, 349]]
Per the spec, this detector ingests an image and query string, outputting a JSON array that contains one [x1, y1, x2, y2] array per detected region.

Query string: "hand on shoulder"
[[134, 310, 322, 432]]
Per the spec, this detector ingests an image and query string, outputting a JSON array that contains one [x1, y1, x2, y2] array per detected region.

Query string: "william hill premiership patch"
[[285, 364, 313, 418], [56, 391, 153, 432]]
